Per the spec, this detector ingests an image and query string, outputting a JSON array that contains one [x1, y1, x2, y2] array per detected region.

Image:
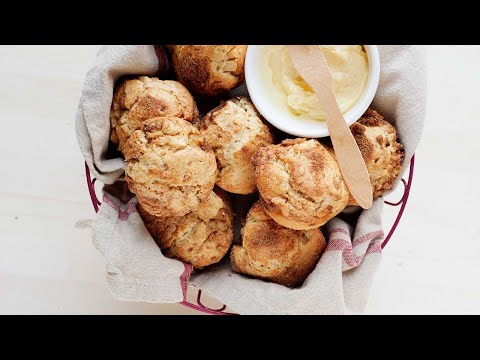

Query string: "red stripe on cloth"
[[329, 228, 350, 237], [366, 241, 383, 255], [328, 228, 384, 247], [331, 239, 382, 268], [325, 230, 384, 268], [102, 194, 138, 221], [180, 263, 193, 301], [352, 230, 384, 247]]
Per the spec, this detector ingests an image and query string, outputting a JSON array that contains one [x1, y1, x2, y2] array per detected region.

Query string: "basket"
[[84, 155, 415, 315]]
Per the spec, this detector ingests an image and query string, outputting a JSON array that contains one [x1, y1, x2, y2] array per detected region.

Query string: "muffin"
[[253, 138, 349, 230], [231, 202, 326, 287], [200, 97, 274, 194], [110, 76, 198, 151], [123, 117, 217, 217], [348, 109, 404, 206], [168, 45, 247, 96], [138, 189, 233, 269]]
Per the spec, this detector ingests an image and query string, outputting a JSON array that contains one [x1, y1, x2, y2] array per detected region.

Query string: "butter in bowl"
[[245, 45, 380, 138]]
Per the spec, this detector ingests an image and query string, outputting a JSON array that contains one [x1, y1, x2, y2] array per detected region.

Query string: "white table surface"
[[1, 45, 478, 315]]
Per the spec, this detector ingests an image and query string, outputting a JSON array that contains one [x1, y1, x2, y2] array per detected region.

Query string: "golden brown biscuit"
[[231, 202, 326, 287], [110, 76, 199, 151], [138, 189, 233, 269], [124, 117, 217, 217], [200, 97, 274, 194], [348, 109, 404, 206], [253, 138, 349, 230], [169, 45, 247, 96]]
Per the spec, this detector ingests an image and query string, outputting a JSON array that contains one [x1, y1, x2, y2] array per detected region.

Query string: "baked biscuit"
[[253, 138, 349, 230], [200, 97, 274, 194], [124, 117, 217, 217], [231, 202, 326, 287], [138, 189, 233, 269], [110, 76, 198, 151], [169, 45, 247, 96], [348, 109, 404, 206]]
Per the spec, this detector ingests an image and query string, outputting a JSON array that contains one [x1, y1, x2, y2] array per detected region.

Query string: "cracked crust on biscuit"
[[253, 138, 349, 230], [138, 189, 233, 269], [230, 202, 326, 287], [123, 117, 217, 217], [169, 45, 247, 96], [110, 76, 199, 152], [200, 97, 274, 194], [348, 108, 404, 206]]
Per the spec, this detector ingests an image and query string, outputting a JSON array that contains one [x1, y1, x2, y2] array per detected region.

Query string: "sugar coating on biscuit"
[[200, 97, 274, 194], [124, 117, 217, 217], [231, 202, 326, 287], [110, 76, 199, 151], [138, 189, 233, 269], [169, 45, 247, 96], [253, 138, 349, 230], [348, 108, 404, 206]]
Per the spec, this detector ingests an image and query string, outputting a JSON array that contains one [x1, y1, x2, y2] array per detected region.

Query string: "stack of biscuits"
[[109, 45, 404, 287]]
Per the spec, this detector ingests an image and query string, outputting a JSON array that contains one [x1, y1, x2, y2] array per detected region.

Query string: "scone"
[[200, 97, 274, 194], [110, 76, 199, 151], [168, 45, 247, 96], [348, 108, 404, 206], [138, 189, 233, 269], [231, 202, 326, 287], [123, 117, 217, 217], [253, 138, 349, 230]]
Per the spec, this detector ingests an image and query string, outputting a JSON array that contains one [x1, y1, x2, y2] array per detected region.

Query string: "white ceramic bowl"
[[245, 45, 380, 138]]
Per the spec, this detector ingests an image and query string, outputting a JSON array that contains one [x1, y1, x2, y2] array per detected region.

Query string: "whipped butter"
[[263, 45, 369, 121]]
